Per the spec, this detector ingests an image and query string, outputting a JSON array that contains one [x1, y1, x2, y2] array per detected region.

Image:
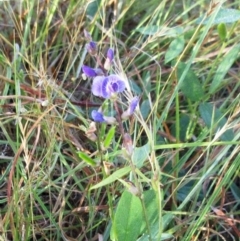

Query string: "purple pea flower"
[[91, 110, 105, 122], [104, 48, 114, 70], [107, 48, 114, 61], [92, 74, 126, 99], [121, 96, 139, 119], [91, 110, 116, 124], [82, 65, 97, 77]]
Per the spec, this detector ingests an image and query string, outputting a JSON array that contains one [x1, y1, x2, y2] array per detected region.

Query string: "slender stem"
[[113, 99, 152, 240]]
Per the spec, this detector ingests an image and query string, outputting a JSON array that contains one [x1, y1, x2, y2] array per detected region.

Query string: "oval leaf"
[[198, 8, 240, 25], [165, 36, 185, 64], [177, 62, 205, 101], [132, 142, 150, 168], [112, 191, 143, 241]]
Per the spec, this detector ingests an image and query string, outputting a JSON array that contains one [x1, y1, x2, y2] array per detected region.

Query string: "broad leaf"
[[112, 191, 143, 241], [132, 142, 150, 168], [197, 8, 240, 25], [165, 36, 185, 64], [140, 99, 151, 120], [177, 62, 205, 101]]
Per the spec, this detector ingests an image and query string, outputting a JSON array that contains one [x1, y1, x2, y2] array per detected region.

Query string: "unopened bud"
[[86, 41, 97, 56], [122, 133, 134, 156]]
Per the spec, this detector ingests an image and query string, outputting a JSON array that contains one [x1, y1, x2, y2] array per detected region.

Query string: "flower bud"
[[86, 41, 97, 56], [104, 48, 114, 70], [83, 29, 92, 41], [121, 96, 139, 120]]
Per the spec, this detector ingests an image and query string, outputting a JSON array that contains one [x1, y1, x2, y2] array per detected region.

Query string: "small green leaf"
[[90, 166, 131, 190], [86, 0, 102, 17], [112, 191, 143, 241], [132, 142, 150, 168], [177, 62, 205, 101], [199, 102, 234, 141], [77, 151, 96, 166], [140, 100, 151, 120], [197, 8, 240, 25], [104, 126, 115, 148], [165, 36, 185, 64], [217, 23, 227, 42], [210, 44, 240, 93]]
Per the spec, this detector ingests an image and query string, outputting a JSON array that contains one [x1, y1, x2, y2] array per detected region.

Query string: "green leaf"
[[86, 0, 102, 17], [177, 62, 205, 101], [104, 126, 115, 148], [209, 44, 240, 93], [217, 23, 227, 42], [90, 166, 131, 190], [199, 102, 234, 141], [112, 191, 143, 241], [165, 36, 185, 64], [140, 190, 159, 233], [197, 8, 240, 25], [132, 142, 150, 168], [137, 213, 175, 241], [140, 100, 151, 120], [77, 151, 96, 166]]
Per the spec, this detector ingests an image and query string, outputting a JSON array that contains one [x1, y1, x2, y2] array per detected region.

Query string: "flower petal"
[[91, 110, 105, 122], [92, 76, 106, 97], [129, 96, 139, 114], [107, 48, 114, 62], [121, 96, 139, 119], [102, 77, 111, 98], [108, 75, 126, 93], [82, 65, 97, 77]]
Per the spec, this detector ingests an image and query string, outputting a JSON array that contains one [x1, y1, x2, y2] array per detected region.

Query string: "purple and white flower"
[[92, 74, 126, 99], [104, 48, 114, 70], [82, 65, 98, 77], [121, 96, 139, 119], [91, 110, 116, 124]]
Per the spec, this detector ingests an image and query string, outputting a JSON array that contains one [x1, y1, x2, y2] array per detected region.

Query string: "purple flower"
[[91, 110, 116, 124], [91, 110, 105, 122], [121, 96, 139, 119], [86, 41, 97, 55], [82, 65, 97, 77], [107, 48, 114, 61], [92, 75, 126, 99], [104, 48, 114, 70], [129, 96, 139, 114]]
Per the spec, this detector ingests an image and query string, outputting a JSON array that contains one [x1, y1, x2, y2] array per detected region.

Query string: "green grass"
[[0, 0, 240, 240]]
